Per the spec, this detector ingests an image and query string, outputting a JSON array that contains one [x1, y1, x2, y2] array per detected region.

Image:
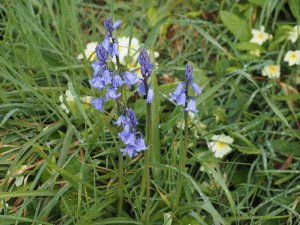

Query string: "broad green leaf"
[[220, 11, 251, 41], [270, 140, 300, 157]]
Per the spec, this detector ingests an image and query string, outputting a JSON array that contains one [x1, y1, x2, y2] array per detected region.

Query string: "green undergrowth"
[[0, 0, 300, 224]]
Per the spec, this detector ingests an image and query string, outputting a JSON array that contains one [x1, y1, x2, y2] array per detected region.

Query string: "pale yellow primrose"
[[288, 25, 300, 43], [262, 65, 281, 79], [284, 50, 300, 66], [59, 90, 91, 114], [250, 26, 270, 45], [77, 42, 98, 61], [208, 134, 234, 158]]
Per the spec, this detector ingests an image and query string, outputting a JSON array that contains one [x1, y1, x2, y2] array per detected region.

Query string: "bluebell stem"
[[89, 17, 153, 219], [137, 48, 154, 225], [88, 17, 126, 217], [172, 63, 202, 207]]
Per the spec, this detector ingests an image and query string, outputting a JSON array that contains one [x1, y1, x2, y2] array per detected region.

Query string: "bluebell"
[[146, 88, 154, 103], [91, 98, 105, 112], [105, 87, 121, 100], [185, 98, 198, 113], [123, 71, 139, 86]]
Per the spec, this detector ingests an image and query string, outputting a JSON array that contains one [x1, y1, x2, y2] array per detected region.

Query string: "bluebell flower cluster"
[[136, 49, 154, 104], [102, 17, 121, 57], [89, 17, 140, 109], [116, 109, 147, 157], [89, 17, 150, 158], [170, 64, 201, 113]]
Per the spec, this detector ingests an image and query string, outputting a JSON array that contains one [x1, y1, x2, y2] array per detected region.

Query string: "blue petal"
[[120, 145, 136, 158], [185, 99, 198, 113], [137, 82, 146, 96], [113, 20, 122, 29], [146, 88, 154, 103], [191, 82, 201, 95], [177, 93, 186, 106], [113, 42, 119, 56], [91, 98, 105, 112], [136, 136, 147, 152]]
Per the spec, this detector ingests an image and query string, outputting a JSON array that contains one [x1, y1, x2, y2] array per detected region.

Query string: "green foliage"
[[0, 0, 300, 224], [220, 11, 251, 41]]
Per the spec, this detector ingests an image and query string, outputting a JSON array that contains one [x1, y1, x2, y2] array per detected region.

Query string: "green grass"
[[1, 0, 300, 224]]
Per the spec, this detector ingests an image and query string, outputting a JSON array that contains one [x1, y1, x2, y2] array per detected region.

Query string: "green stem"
[[117, 149, 124, 216], [145, 102, 152, 225], [114, 50, 124, 216], [174, 80, 189, 207]]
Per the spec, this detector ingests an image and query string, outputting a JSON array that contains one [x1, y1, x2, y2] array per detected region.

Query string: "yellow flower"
[[262, 65, 280, 79], [288, 25, 300, 43], [250, 26, 270, 45], [208, 134, 234, 158], [77, 42, 97, 61], [284, 50, 300, 66]]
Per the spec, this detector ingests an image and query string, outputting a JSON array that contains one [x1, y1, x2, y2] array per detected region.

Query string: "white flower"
[[113, 36, 159, 78], [208, 134, 234, 158], [288, 25, 300, 43], [249, 49, 261, 57], [15, 175, 24, 187], [59, 90, 74, 114], [117, 36, 141, 65], [0, 202, 8, 213], [77, 42, 97, 61], [262, 65, 280, 79], [283, 50, 300, 66], [80, 96, 92, 104], [250, 26, 270, 45], [7, 165, 27, 187]]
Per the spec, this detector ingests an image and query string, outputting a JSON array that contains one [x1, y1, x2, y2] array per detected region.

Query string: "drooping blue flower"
[[120, 145, 136, 158], [185, 63, 193, 83], [95, 44, 108, 63], [103, 17, 114, 33], [123, 131, 136, 146], [112, 42, 119, 56], [137, 81, 146, 96], [102, 70, 112, 85], [170, 83, 186, 106], [135, 135, 147, 152], [91, 61, 102, 76], [173, 82, 185, 95], [118, 124, 131, 140], [125, 108, 138, 127], [102, 35, 110, 52], [146, 88, 154, 103], [170, 64, 201, 112], [185, 98, 198, 113], [105, 87, 121, 100], [191, 82, 201, 95], [118, 125, 136, 146], [138, 48, 153, 77], [91, 98, 105, 112], [123, 71, 139, 86], [102, 17, 121, 58], [103, 17, 122, 33], [115, 114, 129, 126], [89, 76, 105, 90], [111, 74, 123, 88]]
